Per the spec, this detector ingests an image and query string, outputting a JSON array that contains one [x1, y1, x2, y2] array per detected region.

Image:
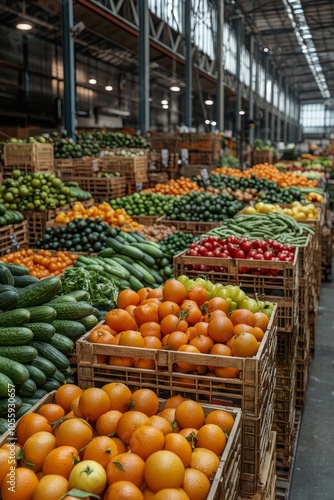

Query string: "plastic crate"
[[0, 221, 29, 256], [3, 143, 54, 170]]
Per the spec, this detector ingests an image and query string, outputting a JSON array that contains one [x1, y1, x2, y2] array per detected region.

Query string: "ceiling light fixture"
[[162, 104, 169, 109], [263, 47, 269, 53], [16, 22, 33, 31], [205, 120, 210, 125], [170, 86, 181, 92], [161, 99, 168, 105], [205, 99, 214, 105], [88, 78, 97, 85], [105, 85, 113, 91], [211, 121, 217, 126], [239, 110, 246, 115]]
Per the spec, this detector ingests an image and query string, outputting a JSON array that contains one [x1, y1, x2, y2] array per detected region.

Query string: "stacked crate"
[[3, 142, 54, 177], [0, 221, 29, 256], [101, 155, 148, 195]]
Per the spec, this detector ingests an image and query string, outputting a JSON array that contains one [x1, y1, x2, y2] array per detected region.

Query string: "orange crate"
[[0, 221, 29, 256], [3, 143, 54, 170]]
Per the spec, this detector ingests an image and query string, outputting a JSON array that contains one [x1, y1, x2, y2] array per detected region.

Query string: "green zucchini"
[[51, 320, 86, 338], [31, 356, 57, 378], [0, 396, 22, 418], [78, 315, 99, 331], [29, 341, 70, 371], [0, 346, 38, 363], [0, 327, 33, 346], [0, 356, 29, 384], [26, 365, 47, 387], [41, 378, 62, 392], [26, 306, 57, 323], [32, 389, 48, 399], [15, 403, 33, 419], [49, 333, 74, 355], [0, 308, 31, 327], [0, 372, 14, 397], [0, 418, 8, 434], [0, 263, 29, 276], [106, 239, 145, 260], [16, 276, 62, 308], [0, 290, 19, 311], [24, 322, 55, 341], [17, 378, 37, 398], [13, 275, 39, 288], [46, 301, 94, 320], [0, 265, 14, 286]]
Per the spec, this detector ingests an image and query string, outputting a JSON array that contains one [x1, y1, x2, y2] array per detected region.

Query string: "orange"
[[143, 486, 156, 499], [105, 480, 144, 500], [179, 301, 202, 325], [134, 357, 155, 369], [162, 279, 187, 304], [110, 437, 127, 455], [190, 448, 220, 479], [116, 411, 151, 445], [137, 287, 152, 303], [129, 388, 159, 416], [176, 345, 201, 371], [175, 400, 205, 430], [22, 431, 56, 472], [251, 326, 265, 341], [143, 336, 163, 349], [165, 330, 189, 350], [129, 425, 165, 460], [43, 445, 80, 478], [139, 322, 161, 339], [154, 489, 190, 500], [163, 395, 186, 409], [1, 467, 39, 500], [31, 474, 68, 500], [231, 332, 260, 357], [78, 387, 111, 422], [69, 459, 107, 495], [233, 323, 256, 336], [209, 343, 232, 356], [193, 322, 209, 337], [186, 285, 208, 306], [158, 408, 180, 433], [164, 432, 192, 467], [55, 417, 93, 450], [214, 366, 239, 378], [205, 297, 229, 314], [106, 452, 145, 487], [195, 424, 226, 456], [207, 316, 234, 343], [226, 335, 237, 349], [83, 435, 119, 468], [160, 314, 181, 336], [205, 409, 235, 435], [108, 355, 134, 367], [96, 410, 123, 436], [254, 311, 269, 331], [101, 382, 132, 413], [16, 413, 52, 445], [105, 308, 137, 333], [70, 395, 83, 417], [37, 404, 65, 423], [146, 288, 163, 299], [55, 384, 83, 412], [133, 303, 159, 325], [117, 289, 140, 309], [203, 309, 227, 323], [182, 468, 211, 500], [149, 415, 172, 436], [158, 301, 180, 320], [144, 450, 185, 492], [0, 449, 13, 485], [189, 335, 214, 353], [178, 428, 198, 448], [118, 330, 145, 347], [229, 309, 256, 327]]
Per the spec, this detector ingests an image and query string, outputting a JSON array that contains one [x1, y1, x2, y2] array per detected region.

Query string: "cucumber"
[[111, 257, 145, 282], [0, 372, 14, 397], [0, 396, 22, 418], [0, 290, 19, 311], [131, 242, 164, 259], [16, 276, 62, 308], [100, 262, 130, 280], [0, 356, 29, 384], [129, 275, 145, 291], [106, 239, 145, 260], [15, 403, 33, 419], [26, 365, 47, 387], [29, 341, 70, 371], [49, 295, 77, 303], [66, 377, 75, 384], [49, 333, 74, 355], [24, 323, 55, 341], [47, 301, 94, 320], [138, 252, 156, 267], [63, 366, 73, 378], [41, 378, 62, 392], [0, 346, 38, 363], [51, 320, 86, 339], [17, 378, 37, 398], [129, 231, 147, 242], [148, 268, 164, 285], [21, 397, 40, 406], [0, 418, 8, 434], [119, 232, 137, 243], [0, 308, 31, 327], [79, 315, 99, 331], [131, 263, 156, 285], [26, 306, 57, 323], [31, 356, 57, 378], [77, 256, 99, 266], [0, 263, 29, 276], [65, 290, 90, 302], [32, 389, 48, 399], [0, 264, 14, 286], [97, 248, 115, 258], [52, 369, 66, 385], [0, 327, 33, 346], [13, 275, 39, 288]]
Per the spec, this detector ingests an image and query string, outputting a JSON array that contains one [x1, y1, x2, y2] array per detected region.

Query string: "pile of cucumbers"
[[0, 263, 101, 432], [73, 230, 173, 290]]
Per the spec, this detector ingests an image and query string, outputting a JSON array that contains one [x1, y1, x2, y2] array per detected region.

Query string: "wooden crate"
[[309, 311, 317, 356], [295, 350, 310, 410], [273, 360, 296, 460], [24, 206, 71, 246], [297, 234, 314, 279], [101, 155, 148, 183], [65, 176, 126, 202], [157, 215, 221, 235], [0, 221, 29, 256], [3, 143, 54, 169], [252, 151, 274, 166], [238, 432, 276, 500], [131, 215, 161, 226], [173, 250, 299, 332]]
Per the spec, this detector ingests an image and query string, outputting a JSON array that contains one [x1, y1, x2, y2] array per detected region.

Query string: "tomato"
[[234, 250, 245, 259], [240, 240, 252, 253]]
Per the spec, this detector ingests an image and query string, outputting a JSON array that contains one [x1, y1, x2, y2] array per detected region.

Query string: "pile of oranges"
[[0, 383, 237, 500], [0, 249, 77, 278], [89, 279, 270, 379]]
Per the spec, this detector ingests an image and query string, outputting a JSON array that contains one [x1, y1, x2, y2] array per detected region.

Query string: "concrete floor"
[[289, 279, 334, 499]]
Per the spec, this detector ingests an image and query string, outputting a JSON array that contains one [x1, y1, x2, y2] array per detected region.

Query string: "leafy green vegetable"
[[62, 268, 118, 307]]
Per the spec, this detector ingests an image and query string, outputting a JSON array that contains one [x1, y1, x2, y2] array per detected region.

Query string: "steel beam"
[[248, 35, 254, 145], [216, 0, 224, 132], [61, 0, 76, 140], [283, 79, 288, 143], [264, 55, 269, 141], [254, 39, 259, 138], [276, 71, 282, 143], [22, 35, 30, 99], [234, 15, 242, 136], [184, 0, 192, 128], [138, 0, 150, 134], [270, 64, 275, 143]]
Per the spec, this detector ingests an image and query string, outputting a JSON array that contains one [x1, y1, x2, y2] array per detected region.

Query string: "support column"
[[248, 35, 255, 145], [276, 71, 282, 143], [283, 79, 288, 144], [184, 0, 192, 128], [216, 0, 224, 131], [270, 64, 275, 143], [234, 14, 242, 138], [254, 39, 259, 138], [61, 0, 76, 140], [139, 0, 150, 134], [22, 35, 30, 98], [264, 55, 269, 141]]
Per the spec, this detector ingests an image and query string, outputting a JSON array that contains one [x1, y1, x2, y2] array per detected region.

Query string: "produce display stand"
[[64, 176, 127, 203], [131, 215, 161, 225], [3, 143, 54, 177], [101, 155, 148, 183], [157, 215, 222, 235], [77, 305, 277, 495], [252, 150, 274, 166], [24, 205, 72, 246], [55, 157, 101, 180], [0, 220, 29, 256]]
